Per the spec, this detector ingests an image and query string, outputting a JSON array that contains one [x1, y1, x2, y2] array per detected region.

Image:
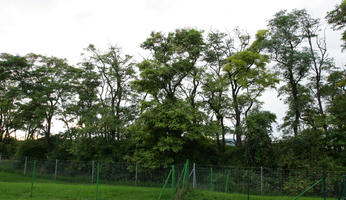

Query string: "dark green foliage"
[[15, 139, 47, 160], [326, 0, 346, 50], [243, 111, 276, 167]]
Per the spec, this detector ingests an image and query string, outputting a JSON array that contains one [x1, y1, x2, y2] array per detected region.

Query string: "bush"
[[15, 139, 47, 159]]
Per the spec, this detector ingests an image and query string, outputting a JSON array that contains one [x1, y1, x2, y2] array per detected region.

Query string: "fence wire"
[[0, 156, 345, 199]]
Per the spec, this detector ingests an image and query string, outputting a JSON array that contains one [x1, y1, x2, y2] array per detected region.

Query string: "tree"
[[265, 10, 313, 136], [0, 53, 29, 154], [224, 30, 278, 146], [202, 31, 233, 152], [326, 0, 346, 50], [130, 29, 206, 167], [323, 70, 346, 166], [22, 54, 77, 146], [300, 12, 334, 131], [81, 45, 136, 141], [243, 111, 276, 167]]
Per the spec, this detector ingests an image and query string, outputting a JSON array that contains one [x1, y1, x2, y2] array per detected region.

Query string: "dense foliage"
[[0, 7, 345, 171]]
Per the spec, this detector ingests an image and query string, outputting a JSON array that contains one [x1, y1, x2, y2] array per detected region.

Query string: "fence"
[[0, 156, 345, 200]]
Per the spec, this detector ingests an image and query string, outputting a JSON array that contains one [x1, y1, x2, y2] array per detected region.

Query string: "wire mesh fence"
[[0, 156, 345, 200]]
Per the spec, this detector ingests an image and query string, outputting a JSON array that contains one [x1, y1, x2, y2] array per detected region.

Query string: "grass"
[[0, 171, 338, 200], [184, 190, 337, 200], [0, 181, 170, 200], [0, 171, 169, 200]]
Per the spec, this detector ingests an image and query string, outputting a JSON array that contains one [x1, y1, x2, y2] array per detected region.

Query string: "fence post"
[[54, 159, 58, 180], [210, 168, 213, 191], [24, 156, 28, 176], [247, 170, 250, 200], [182, 160, 189, 192], [96, 162, 100, 200], [158, 170, 172, 200], [193, 163, 196, 189], [91, 160, 94, 184], [323, 171, 327, 200], [225, 169, 230, 193], [30, 160, 37, 198], [135, 162, 138, 186], [171, 165, 175, 200], [260, 166, 263, 195], [0, 154, 2, 164], [343, 175, 345, 200]]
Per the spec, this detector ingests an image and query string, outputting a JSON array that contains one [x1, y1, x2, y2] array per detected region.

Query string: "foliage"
[[0, 7, 345, 172], [326, 0, 346, 50]]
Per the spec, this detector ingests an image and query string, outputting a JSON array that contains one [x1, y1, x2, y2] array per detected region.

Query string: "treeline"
[[1, 7, 345, 170]]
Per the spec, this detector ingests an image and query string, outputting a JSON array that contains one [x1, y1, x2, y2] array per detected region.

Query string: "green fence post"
[[182, 160, 189, 192], [225, 169, 230, 193], [293, 178, 323, 200], [30, 160, 36, 198], [96, 162, 100, 200], [171, 165, 175, 200], [157, 170, 172, 200], [323, 171, 327, 200], [343, 175, 346, 200], [247, 170, 250, 200], [210, 168, 213, 191]]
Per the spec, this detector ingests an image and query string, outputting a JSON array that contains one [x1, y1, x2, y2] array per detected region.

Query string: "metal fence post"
[[24, 156, 28, 176], [171, 165, 175, 200], [30, 160, 37, 198], [96, 162, 100, 200], [343, 175, 346, 200], [210, 168, 213, 191], [260, 166, 263, 195], [135, 162, 138, 186], [193, 163, 196, 189], [54, 159, 58, 180], [247, 170, 250, 200], [225, 169, 230, 193], [323, 171, 327, 200], [91, 160, 95, 184]]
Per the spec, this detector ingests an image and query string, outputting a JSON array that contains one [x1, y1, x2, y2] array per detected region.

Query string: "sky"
[[1, 0, 344, 137]]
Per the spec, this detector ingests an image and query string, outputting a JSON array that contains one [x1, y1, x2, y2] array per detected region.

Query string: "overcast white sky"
[[1, 0, 344, 137]]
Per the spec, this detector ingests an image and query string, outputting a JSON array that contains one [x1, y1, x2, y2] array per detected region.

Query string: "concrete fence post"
[[54, 159, 58, 180], [24, 156, 28, 176], [261, 166, 263, 194], [91, 160, 95, 184], [193, 163, 197, 189], [135, 162, 138, 186]]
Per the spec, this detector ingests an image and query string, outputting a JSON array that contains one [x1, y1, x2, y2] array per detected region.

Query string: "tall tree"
[[130, 29, 205, 167], [202, 31, 233, 152], [265, 10, 312, 136], [224, 30, 278, 146], [0, 54, 29, 154], [23, 54, 77, 145], [82, 45, 136, 141]]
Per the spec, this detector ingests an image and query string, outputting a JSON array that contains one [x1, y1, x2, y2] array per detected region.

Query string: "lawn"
[[0, 171, 169, 200], [184, 190, 337, 200], [0, 171, 337, 200], [0, 181, 170, 200]]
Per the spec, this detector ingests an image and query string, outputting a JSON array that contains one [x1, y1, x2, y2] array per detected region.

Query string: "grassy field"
[[0, 171, 169, 200], [0, 171, 336, 200], [0, 181, 169, 200], [184, 190, 337, 200]]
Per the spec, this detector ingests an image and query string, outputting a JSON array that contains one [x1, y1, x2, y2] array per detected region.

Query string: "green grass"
[[0, 181, 170, 200], [184, 190, 337, 200], [0, 171, 338, 200], [0, 171, 169, 200]]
